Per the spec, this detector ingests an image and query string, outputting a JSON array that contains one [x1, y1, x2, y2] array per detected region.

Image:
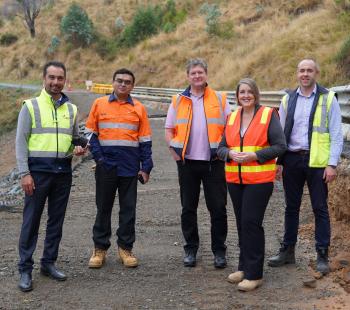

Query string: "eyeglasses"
[[114, 78, 133, 86]]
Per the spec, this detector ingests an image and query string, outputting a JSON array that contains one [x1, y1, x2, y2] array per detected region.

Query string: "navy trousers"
[[92, 163, 138, 251], [282, 151, 330, 250], [228, 182, 273, 280], [177, 159, 227, 255], [18, 172, 72, 273]]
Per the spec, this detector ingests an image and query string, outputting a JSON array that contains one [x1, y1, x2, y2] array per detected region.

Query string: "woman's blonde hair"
[[236, 78, 260, 106]]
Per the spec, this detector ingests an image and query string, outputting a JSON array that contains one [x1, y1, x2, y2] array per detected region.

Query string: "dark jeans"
[[93, 163, 138, 251], [18, 172, 72, 273], [177, 159, 227, 255], [282, 151, 330, 250], [228, 182, 273, 280]]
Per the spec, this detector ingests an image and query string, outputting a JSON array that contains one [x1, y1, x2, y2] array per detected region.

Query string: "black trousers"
[[93, 164, 138, 251], [282, 151, 330, 250], [228, 182, 273, 280], [18, 172, 72, 273], [177, 159, 227, 255]]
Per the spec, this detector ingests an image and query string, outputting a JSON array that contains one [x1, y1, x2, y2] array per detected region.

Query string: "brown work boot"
[[88, 248, 107, 268], [237, 279, 263, 292], [118, 247, 138, 268], [227, 271, 244, 284]]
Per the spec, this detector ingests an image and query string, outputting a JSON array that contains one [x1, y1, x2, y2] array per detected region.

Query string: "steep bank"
[[0, 0, 349, 89]]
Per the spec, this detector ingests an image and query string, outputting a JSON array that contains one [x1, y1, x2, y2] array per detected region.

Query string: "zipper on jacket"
[[238, 106, 260, 184], [239, 133, 243, 184], [54, 107, 58, 160], [182, 98, 192, 165], [202, 95, 212, 165]]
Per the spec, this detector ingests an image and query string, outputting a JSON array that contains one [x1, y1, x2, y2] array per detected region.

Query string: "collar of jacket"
[[41, 88, 70, 107], [287, 83, 329, 97], [180, 83, 209, 99], [108, 92, 134, 105]]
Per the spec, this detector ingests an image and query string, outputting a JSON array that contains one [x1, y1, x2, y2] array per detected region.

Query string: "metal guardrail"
[[92, 84, 285, 107], [91, 83, 350, 140]]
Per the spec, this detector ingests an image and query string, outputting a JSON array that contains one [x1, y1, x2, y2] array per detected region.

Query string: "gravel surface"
[[0, 102, 349, 309]]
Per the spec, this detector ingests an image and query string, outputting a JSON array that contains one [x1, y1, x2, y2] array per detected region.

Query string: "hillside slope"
[[0, 0, 349, 90]]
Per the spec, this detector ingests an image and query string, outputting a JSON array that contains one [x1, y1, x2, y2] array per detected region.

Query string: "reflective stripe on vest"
[[226, 163, 276, 173], [26, 97, 76, 158], [225, 106, 276, 184]]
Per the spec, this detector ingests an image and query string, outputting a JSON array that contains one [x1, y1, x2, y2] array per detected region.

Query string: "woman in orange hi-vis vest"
[[217, 78, 287, 292]]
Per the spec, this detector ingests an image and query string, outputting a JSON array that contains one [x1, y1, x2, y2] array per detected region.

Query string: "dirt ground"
[[1, 99, 350, 309]]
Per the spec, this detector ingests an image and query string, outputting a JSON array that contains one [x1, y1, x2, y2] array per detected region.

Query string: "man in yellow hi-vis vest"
[[268, 59, 343, 275], [16, 61, 86, 292]]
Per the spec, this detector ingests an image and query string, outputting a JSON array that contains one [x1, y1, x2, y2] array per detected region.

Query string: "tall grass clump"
[[0, 89, 36, 135], [335, 36, 350, 77]]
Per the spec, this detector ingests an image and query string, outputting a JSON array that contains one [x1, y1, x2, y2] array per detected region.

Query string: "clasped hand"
[[229, 150, 257, 163]]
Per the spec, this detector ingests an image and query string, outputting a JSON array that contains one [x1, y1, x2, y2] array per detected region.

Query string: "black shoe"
[[183, 251, 196, 267], [316, 248, 330, 275], [214, 254, 227, 269], [268, 244, 295, 267], [18, 272, 33, 292], [40, 264, 67, 281]]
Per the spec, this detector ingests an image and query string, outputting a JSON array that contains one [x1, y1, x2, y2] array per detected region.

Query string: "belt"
[[290, 150, 309, 155]]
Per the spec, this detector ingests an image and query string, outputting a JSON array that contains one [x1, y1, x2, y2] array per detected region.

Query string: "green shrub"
[[160, 0, 186, 33], [95, 36, 119, 60], [115, 16, 125, 33], [0, 33, 18, 46], [199, 3, 221, 36], [199, 3, 234, 38], [47, 36, 60, 54], [119, 6, 159, 47], [60, 4, 94, 47]]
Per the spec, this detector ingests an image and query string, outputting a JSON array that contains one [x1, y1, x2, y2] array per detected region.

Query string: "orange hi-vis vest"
[[169, 86, 227, 160], [225, 106, 276, 184]]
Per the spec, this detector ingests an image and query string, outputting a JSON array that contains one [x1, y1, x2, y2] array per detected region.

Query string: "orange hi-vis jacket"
[[225, 106, 276, 184], [169, 86, 227, 160], [85, 94, 153, 175]]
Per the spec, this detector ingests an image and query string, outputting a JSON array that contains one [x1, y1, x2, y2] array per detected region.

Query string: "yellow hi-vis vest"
[[282, 90, 335, 167], [24, 89, 77, 158]]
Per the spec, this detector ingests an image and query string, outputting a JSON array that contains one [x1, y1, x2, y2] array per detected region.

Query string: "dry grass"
[[0, 0, 349, 90], [0, 88, 37, 135]]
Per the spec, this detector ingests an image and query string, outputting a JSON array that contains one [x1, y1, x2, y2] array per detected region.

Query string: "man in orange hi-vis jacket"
[[165, 58, 231, 268], [85, 68, 153, 269]]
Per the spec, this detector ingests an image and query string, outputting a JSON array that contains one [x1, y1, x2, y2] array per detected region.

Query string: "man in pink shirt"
[[165, 58, 231, 268]]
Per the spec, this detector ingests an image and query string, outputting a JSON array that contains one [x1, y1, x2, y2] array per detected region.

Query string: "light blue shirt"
[[279, 85, 343, 166]]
